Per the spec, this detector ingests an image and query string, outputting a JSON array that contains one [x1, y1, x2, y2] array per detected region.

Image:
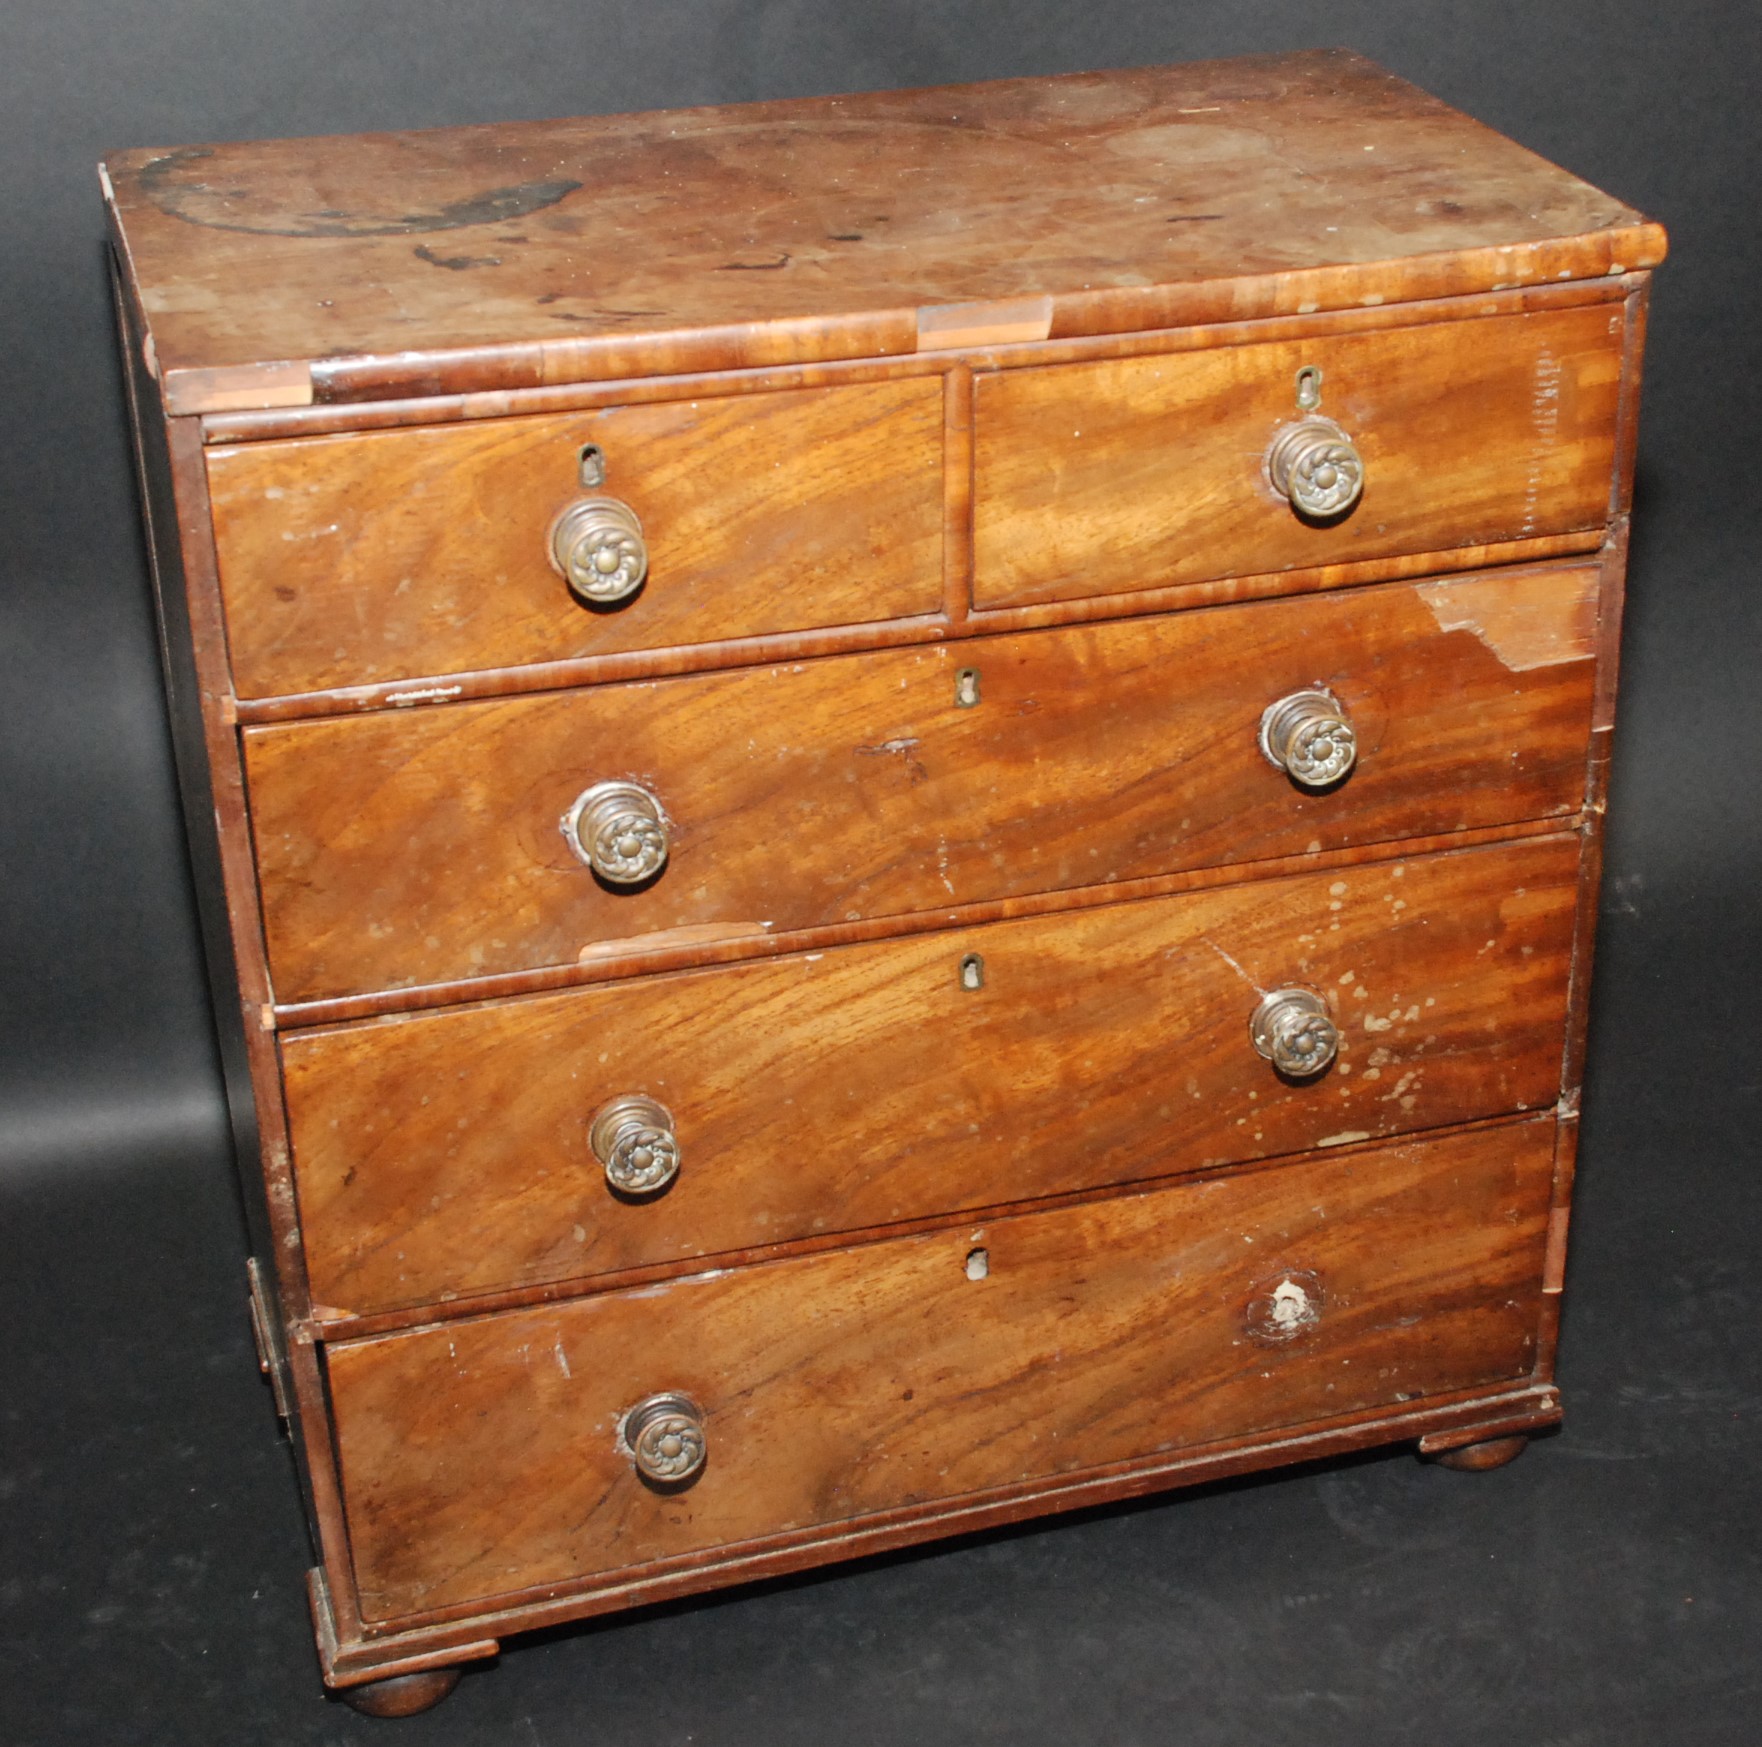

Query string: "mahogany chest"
[[103, 50, 1664, 1715]]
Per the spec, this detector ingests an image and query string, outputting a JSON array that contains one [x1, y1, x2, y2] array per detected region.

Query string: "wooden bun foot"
[[339, 1666, 462, 1717], [1429, 1433, 1530, 1472]]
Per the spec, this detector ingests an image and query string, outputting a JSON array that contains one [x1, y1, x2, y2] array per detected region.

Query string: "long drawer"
[[328, 1117, 1557, 1623], [286, 833, 1579, 1316], [247, 563, 1599, 1004], [973, 302, 1623, 609]]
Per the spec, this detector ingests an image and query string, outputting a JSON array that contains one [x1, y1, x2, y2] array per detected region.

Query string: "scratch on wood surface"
[[1417, 570, 1596, 671], [1203, 938, 1265, 993], [577, 921, 774, 961], [856, 735, 929, 785], [386, 684, 465, 707]]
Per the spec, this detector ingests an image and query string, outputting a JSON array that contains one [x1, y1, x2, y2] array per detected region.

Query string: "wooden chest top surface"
[[102, 49, 1663, 412]]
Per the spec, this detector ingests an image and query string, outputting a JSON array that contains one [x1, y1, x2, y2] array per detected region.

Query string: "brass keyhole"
[[959, 952, 985, 990], [955, 668, 981, 708]]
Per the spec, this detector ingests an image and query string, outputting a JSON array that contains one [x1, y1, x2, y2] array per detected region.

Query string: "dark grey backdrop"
[[4, 4, 1759, 1744]]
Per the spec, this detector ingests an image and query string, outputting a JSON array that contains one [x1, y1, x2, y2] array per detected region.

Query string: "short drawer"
[[972, 302, 1623, 609], [206, 378, 946, 699], [286, 833, 1578, 1316], [328, 1117, 1555, 1622], [247, 562, 1598, 1004]]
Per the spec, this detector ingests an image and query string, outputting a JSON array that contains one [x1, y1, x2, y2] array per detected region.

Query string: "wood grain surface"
[[207, 378, 945, 698], [245, 563, 1599, 1004], [286, 834, 1578, 1317], [974, 303, 1622, 608], [100, 52, 1662, 412], [327, 1117, 1555, 1621]]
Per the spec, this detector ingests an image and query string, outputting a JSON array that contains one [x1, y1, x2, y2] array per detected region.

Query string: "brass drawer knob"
[[550, 495, 649, 605], [1251, 988, 1340, 1078], [624, 1392, 707, 1485], [1260, 688, 1357, 788], [1267, 417, 1364, 519], [563, 781, 669, 884], [591, 1094, 680, 1195]]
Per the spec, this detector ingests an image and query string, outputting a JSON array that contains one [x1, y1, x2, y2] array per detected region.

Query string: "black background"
[[3, 4, 1759, 1743]]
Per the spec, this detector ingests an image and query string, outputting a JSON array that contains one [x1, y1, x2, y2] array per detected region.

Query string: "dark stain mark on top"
[[1167, 213, 1224, 223], [137, 147, 581, 237], [549, 308, 673, 325], [715, 252, 791, 271], [414, 244, 502, 270], [827, 233, 864, 242]]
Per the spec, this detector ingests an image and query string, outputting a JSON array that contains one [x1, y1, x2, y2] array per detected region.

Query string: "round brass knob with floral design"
[[1259, 688, 1357, 788], [1266, 417, 1364, 519], [623, 1392, 707, 1485], [563, 781, 669, 885], [1250, 988, 1340, 1078], [549, 496, 648, 605], [591, 1094, 680, 1196]]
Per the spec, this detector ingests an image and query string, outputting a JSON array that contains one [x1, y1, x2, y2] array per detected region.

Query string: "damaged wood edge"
[[227, 541, 1604, 726], [1416, 1389, 1564, 1456], [123, 284, 366, 1646], [100, 176, 158, 382], [164, 359, 315, 416], [306, 308, 920, 409], [917, 294, 1053, 351], [292, 1110, 1556, 1345], [309, 1568, 499, 1689], [1610, 282, 1653, 520], [287, 1328, 373, 1646], [1534, 365, 1641, 1369], [1542, 1091, 1585, 1371], [246, 1257, 293, 1422], [942, 363, 975, 624], [265, 818, 1582, 1032], [326, 1380, 1565, 1652], [1039, 227, 1666, 349], [1415, 564, 1600, 672], [1541, 1111, 1581, 1299], [158, 414, 307, 1303], [152, 243, 1663, 419], [1562, 530, 1633, 1082], [199, 275, 1638, 444]]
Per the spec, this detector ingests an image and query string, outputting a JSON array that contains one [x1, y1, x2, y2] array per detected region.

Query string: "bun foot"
[[1429, 1433, 1529, 1472], [340, 1666, 462, 1717]]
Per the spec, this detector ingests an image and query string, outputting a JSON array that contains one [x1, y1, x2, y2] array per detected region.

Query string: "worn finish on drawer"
[[287, 835, 1579, 1316], [972, 304, 1622, 609], [247, 563, 1598, 1004], [206, 378, 946, 699], [329, 1117, 1554, 1621]]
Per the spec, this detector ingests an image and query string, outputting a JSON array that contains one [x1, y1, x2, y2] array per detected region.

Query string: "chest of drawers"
[[104, 50, 1663, 1716]]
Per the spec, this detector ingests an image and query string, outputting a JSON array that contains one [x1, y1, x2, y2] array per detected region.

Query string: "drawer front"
[[206, 379, 946, 699], [288, 834, 1579, 1316], [973, 303, 1622, 609], [248, 563, 1598, 1004], [330, 1118, 1555, 1622]]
